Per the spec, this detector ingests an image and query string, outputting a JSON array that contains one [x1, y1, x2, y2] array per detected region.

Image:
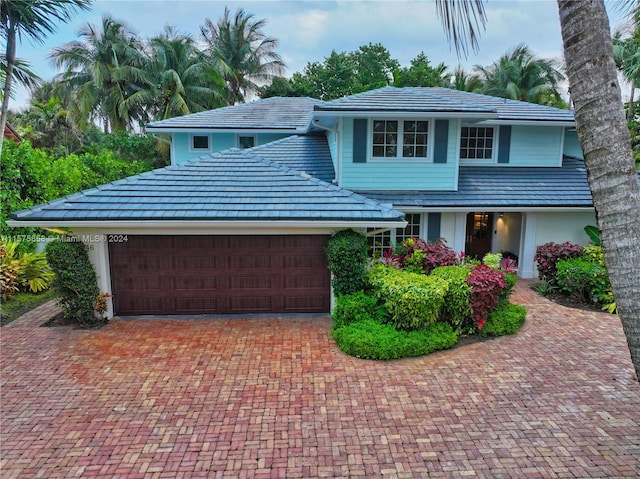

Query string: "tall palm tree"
[[449, 65, 484, 92], [200, 7, 285, 104], [0, 55, 40, 99], [0, 0, 90, 156], [613, 29, 640, 119], [436, 0, 640, 379], [474, 44, 565, 106], [50, 16, 147, 133], [125, 27, 227, 122]]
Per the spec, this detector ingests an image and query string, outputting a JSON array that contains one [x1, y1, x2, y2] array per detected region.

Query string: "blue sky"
[[8, 0, 631, 110]]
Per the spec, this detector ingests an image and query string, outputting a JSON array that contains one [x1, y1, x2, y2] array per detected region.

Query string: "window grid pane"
[[396, 214, 421, 243], [192, 135, 209, 150], [460, 126, 494, 160], [367, 228, 392, 255], [402, 121, 429, 158], [372, 121, 398, 157]]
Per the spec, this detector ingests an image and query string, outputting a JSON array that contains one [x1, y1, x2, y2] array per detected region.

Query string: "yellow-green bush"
[[430, 265, 472, 332]]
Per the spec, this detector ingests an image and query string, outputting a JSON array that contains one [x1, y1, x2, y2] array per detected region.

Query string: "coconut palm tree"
[[474, 44, 565, 106], [0, 55, 40, 99], [50, 16, 148, 133], [125, 27, 228, 122], [200, 7, 285, 104], [449, 65, 484, 92], [0, 0, 90, 156], [435, 0, 640, 379], [613, 29, 640, 119]]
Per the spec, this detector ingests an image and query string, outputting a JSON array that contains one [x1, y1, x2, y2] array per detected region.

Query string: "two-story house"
[[10, 87, 596, 318]]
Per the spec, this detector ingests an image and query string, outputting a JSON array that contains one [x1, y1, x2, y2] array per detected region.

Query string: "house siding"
[[507, 125, 564, 167], [173, 132, 291, 164], [534, 210, 597, 247], [340, 118, 458, 191]]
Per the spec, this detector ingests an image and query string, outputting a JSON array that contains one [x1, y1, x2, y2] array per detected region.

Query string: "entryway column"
[[519, 213, 537, 278], [453, 212, 467, 254]]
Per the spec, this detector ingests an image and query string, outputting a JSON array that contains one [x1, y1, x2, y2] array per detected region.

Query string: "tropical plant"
[[436, 0, 640, 379], [0, 239, 54, 300], [0, 0, 91, 156], [325, 229, 370, 296], [201, 7, 285, 105], [584, 225, 602, 245], [534, 241, 583, 283], [50, 15, 148, 133], [613, 26, 640, 120], [474, 43, 565, 107]]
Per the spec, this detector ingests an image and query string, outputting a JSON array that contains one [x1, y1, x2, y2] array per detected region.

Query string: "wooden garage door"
[[109, 235, 331, 316]]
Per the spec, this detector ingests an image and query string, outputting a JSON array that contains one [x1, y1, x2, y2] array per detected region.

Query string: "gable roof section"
[[146, 97, 325, 132], [315, 86, 574, 123], [360, 156, 594, 209], [10, 148, 402, 226], [248, 134, 335, 183]]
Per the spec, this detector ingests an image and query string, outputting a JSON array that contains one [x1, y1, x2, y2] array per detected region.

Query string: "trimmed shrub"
[[582, 245, 605, 266], [466, 264, 506, 330], [402, 237, 458, 274], [46, 239, 105, 328], [482, 252, 502, 270], [333, 320, 457, 360], [500, 273, 518, 301], [332, 291, 385, 329], [556, 258, 611, 303], [368, 266, 448, 330], [534, 241, 583, 282], [431, 265, 472, 331], [326, 229, 369, 296], [479, 301, 527, 337]]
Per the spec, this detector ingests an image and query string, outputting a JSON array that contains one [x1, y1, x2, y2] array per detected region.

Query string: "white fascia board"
[[146, 127, 307, 134], [480, 119, 576, 127], [312, 111, 499, 120], [393, 206, 594, 213], [7, 219, 407, 231]]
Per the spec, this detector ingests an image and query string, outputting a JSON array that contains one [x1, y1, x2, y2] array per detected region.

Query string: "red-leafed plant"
[[534, 241, 583, 283], [466, 264, 506, 330], [402, 238, 458, 274]]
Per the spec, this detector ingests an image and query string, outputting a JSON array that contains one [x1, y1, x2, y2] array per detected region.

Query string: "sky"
[[6, 0, 632, 110]]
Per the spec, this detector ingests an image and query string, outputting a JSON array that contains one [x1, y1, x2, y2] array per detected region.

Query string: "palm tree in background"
[[474, 43, 565, 106], [124, 27, 228, 122], [50, 16, 148, 133], [449, 65, 483, 92], [1, 55, 41, 100], [613, 26, 640, 120], [435, 0, 640, 379], [0, 0, 91, 156], [200, 7, 285, 104]]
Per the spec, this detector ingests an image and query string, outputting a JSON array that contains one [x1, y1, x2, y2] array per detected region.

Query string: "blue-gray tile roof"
[[316, 86, 575, 122], [11, 148, 401, 223], [146, 97, 325, 131], [360, 156, 594, 208], [248, 135, 335, 183]]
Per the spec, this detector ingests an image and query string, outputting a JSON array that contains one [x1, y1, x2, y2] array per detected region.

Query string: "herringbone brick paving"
[[1, 282, 638, 478]]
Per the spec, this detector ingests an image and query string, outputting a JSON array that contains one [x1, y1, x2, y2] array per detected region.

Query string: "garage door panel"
[[109, 235, 330, 316]]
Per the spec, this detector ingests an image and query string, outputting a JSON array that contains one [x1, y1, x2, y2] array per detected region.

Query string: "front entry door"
[[465, 212, 493, 259]]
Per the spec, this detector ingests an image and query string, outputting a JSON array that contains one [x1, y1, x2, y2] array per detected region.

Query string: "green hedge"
[[430, 265, 472, 331], [556, 258, 610, 303], [332, 291, 385, 328], [368, 266, 448, 330], [326, 229, 369, 296], [333, 320, 458, 360], [479, 301, 527, 337]]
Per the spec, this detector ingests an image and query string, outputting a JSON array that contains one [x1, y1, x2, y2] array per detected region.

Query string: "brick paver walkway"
[[1, 282, 638, 478]]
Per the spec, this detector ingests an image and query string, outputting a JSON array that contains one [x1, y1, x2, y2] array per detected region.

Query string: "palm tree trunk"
[[558, 0, 640, 379], [0, 24, 17, 159], [628, 81, 635, 121]]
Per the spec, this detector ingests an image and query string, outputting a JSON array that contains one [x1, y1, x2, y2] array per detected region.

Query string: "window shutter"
[[353, 119, 367, 163], [433, 120, 448, 163], [497, 125, 511, 163], [427, 213, 441, 241]]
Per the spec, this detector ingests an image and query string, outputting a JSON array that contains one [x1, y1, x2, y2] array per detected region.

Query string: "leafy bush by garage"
[[368, 265, 448, 330], [332, 291, 386, 329], [326, 229, 369, 296], [332, 320, 457, 360], [479, 301, 527, 337], [46, 239, 106, 328]]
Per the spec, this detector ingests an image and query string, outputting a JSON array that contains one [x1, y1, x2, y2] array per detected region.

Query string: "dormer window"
[[191, 134, 210, 151], [460, 125, 495, 160], [372, 120, 429, 159]]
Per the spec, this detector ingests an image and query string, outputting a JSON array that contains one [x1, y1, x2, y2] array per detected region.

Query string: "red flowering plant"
[[466, 264, 506, 329], [95, 292, 112, 319]]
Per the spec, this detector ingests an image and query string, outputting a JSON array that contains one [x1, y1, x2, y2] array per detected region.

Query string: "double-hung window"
[[460, 125, 495, 160], [372, 120, 429, 159], [366, 214, 422, 256]]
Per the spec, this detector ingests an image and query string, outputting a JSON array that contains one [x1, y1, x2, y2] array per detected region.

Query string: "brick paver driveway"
[[1, 283, 639, 478]]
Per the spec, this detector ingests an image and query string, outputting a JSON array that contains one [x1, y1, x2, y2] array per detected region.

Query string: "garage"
[[109, 235, 331, 316]]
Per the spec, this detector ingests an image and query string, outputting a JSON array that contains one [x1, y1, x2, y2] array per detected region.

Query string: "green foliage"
[[0, 288, 58, 327], [88, 131, 165, 167], [430, 265, 472, 332], [533, 241, 583, 283], [584, 225, 601, 246], [368, 266, 449, 330], [393, 52, 450, 87], [556, 258, 611, 304], [0, 239, 54, 300], [582, 245, 605, 266], [500, 273, 518, 301], [332, 291, 385, 329], [531, 277, 558, 297], [332, 320, 457, 360], [600, 291, 618, 315], [1, 140, 150, 235], [46, 239, 105, 328], [404, 249, 427, 274], [482, 252, 502, 270], [326, 229, 369, 296], [479, 301, 527, 337]]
